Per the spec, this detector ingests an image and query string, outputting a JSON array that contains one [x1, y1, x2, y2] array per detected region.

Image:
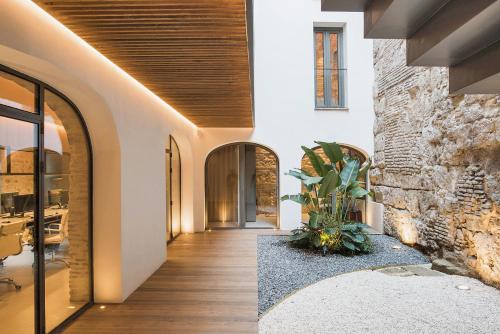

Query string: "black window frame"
[[0, 64, 94, 334]]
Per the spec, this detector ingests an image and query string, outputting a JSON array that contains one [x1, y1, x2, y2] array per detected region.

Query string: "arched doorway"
[[166, 136, 181, 242], [0, 65, 92, 333], [300, 143, 369, 222], [205, 143, 279, 229]]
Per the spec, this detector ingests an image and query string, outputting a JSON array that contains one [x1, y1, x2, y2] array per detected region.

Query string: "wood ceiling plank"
[[34, 0, 253, 127]]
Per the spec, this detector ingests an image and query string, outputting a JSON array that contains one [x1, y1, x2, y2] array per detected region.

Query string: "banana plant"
[[282, 141, 373, 254]]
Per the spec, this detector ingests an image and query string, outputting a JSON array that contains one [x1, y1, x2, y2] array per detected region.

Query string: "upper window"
[[0, 71, 36, 113], [314, 28, 345, 108]]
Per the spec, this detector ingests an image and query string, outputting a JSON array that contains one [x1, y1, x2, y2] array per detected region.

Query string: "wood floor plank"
[[63, 230, 263, 334]]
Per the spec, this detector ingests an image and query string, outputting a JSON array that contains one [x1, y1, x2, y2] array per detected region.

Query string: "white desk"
[[0, 208, 68, 243]]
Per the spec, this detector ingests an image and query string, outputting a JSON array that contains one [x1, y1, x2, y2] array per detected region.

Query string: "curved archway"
[[166, 135, 181, 241], [300, 143, 370, 222], [205, 142, 279, 229]]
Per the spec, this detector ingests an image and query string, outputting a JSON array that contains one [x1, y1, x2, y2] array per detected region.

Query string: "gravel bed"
[[258, 234, 429, 315]]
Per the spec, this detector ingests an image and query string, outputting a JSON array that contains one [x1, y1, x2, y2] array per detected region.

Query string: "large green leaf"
[[303, 176, 323, 187], [350, 186, 370, 199], [285, 169, 323, 191], [302, 146, 326, 176], [289, 231, 310, 241], [315, 141, 344, 164], [281, 194, 310, 205], [340, 159, 360, 187], [308, 211, 319, 228], [343, 232, 365, 243], [318, 170, 339, 198], [342, 240, 357, 251], [285, 169, 307, 180]]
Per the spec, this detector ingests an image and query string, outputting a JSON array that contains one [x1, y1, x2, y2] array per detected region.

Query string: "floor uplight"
[[99, 305, 106, 309], [392, 245, 402, 250], [455, 285, 470, 290]]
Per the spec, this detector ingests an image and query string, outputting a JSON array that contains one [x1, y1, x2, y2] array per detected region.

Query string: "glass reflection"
[[206, 144, 278, 229], [43, 90, 90, 332], [0, 71, 36, 113]]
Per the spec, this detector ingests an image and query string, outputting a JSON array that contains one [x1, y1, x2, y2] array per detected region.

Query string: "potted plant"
[[282, 141, 373, 255]]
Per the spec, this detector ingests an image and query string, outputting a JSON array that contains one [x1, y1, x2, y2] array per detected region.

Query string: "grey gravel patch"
[[258, 234, 429, 315]]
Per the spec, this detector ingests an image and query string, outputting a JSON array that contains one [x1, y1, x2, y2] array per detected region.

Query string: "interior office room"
[[0, 69, 91, 333]]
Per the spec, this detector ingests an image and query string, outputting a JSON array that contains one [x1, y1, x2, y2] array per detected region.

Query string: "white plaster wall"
[[191, 0, 374, 231], [0, 0, 374, 304], [0, 0, 198, 302]]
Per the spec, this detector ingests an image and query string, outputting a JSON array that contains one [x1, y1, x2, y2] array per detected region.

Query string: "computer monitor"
[[1, 192, 18, 214], [48, 189, 69, 207], [13, 194, 35, 215]]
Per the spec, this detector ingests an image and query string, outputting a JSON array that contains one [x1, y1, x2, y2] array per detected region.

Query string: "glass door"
[[169, 137, 181, 239], [0, 116, 37, 334], [0, 66, 93, 334], [165, 148, 171, 242]]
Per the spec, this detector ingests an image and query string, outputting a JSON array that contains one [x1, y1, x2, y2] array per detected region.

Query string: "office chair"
[[44, 214, 69, 267], [0, 221, 25, 291]]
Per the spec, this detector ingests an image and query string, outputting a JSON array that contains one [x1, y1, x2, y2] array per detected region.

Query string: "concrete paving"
[[259, 268, 500, 334]]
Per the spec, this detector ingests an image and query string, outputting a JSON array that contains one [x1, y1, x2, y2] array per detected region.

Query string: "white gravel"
[[258, 235, 429, 314], [259, 270, 500, 334]]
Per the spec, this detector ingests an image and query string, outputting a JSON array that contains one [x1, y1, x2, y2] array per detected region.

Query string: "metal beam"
[[449, 40, 500, 94]]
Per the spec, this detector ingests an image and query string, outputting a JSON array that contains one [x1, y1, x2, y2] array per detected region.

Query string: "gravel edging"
[[257, 234, 430, 315]]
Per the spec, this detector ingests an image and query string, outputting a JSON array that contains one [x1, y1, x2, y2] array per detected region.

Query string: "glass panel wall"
[[0, 71, 36, 113], [170, 138, 181, 239], [206, 143, 278, 229], [254, 146, 278, 228], [43, 90, 90, 332], [0, 66, 92, 334], [0, 116, 37, 334], [206, 145, 239, 228], [165, 150, 171, 242]]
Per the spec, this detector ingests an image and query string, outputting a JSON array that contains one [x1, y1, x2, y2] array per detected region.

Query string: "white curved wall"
[[0, 0, 198, 302], [191, 0, 374, 231], [0, 0, 373, 303]]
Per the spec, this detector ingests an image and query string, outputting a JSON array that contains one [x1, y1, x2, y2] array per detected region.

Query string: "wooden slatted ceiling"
[[34, 0, 253, 127]]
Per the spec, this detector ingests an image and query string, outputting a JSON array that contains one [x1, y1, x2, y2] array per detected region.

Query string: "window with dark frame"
[[314, 28, 345, 108]]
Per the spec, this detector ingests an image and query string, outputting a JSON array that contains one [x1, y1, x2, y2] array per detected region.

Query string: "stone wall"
[[371, 39, 499, 286], [255, 147, 277, 216]]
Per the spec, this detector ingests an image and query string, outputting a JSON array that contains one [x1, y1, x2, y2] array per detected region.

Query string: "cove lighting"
[[27, 0, 197, 129]]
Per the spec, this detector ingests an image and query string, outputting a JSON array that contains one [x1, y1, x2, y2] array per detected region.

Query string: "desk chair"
[[0, 221, 25, 290], [44, 214, 69, 267]]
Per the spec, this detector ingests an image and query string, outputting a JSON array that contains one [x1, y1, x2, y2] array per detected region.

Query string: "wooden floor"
[[64, 230, 272, 334]]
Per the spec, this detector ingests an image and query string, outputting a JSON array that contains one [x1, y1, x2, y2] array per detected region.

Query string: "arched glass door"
[[0, 66, 92, 334], [166, 136, 181, 241], [205, 143, 279, 229]]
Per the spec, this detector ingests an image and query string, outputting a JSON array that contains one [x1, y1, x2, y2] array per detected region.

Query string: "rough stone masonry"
[[371, 39, 499, 286]]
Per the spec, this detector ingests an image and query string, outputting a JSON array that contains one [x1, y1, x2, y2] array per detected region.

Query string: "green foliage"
[[283, 141, 373, 255], [290, 213, 373, 254]]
